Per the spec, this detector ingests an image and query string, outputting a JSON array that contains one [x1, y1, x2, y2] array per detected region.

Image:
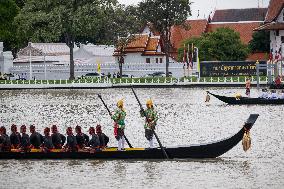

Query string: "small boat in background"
[[207, 91, 284, 105]]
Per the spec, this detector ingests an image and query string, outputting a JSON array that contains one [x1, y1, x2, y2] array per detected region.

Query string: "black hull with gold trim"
[[208, 91, 284, 105], [0, 114, 259, 159]]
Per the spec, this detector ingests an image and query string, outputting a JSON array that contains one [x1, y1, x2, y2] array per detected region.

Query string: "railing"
[[0, 76, 269, 86]]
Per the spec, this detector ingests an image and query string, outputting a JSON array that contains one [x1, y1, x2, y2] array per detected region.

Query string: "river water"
[[0, 88, 283, 189]]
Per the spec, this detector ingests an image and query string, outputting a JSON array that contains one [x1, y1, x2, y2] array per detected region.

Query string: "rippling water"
[[0, 88, 283, 189]]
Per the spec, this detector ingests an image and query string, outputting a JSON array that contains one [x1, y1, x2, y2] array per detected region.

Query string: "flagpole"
[[187, 43, 190, 77], [29, 42, 32, 80], [183, 44, 186, 77]]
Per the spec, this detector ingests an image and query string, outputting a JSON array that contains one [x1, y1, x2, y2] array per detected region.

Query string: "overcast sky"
[[117, 0, 270, 19]]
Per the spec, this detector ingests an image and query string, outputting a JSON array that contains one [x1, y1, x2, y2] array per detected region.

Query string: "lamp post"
[[44, 53, 46, 80], [194, 47, 200, 79], [281, 44, 283, 77], [28, 42, 32, 80]]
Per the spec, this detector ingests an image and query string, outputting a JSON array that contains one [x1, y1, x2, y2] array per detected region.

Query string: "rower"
[[88, 127, 100, 149], [269, 90, 278, 99], [29, 125, 43, 149], [279, 90, 284, 99], [19, 125, 31, 151], [75, 125, 89, 149], [259, 88, 269, 99], [64, 127, 78, 152], [42, 127, 54, 151], [51, 125, 66, 149], [140, 99, 158, 148], [10, 124, 21, 149], [96, 124, 109, 148], [0, 126, 11, 152], [111, 99, 126, 151]]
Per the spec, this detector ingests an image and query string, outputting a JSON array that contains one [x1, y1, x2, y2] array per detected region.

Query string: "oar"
[[97, 94, 133, 148], [131, 87, 169, 159]]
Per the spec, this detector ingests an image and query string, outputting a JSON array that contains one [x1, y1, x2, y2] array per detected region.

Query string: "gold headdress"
[[146, 99, 153, 108], [117, 98, 124, 108]]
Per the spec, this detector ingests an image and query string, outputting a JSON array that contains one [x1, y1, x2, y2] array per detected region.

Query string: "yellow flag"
[[197, 54, 200, 73], [97, 62, 101, 73]]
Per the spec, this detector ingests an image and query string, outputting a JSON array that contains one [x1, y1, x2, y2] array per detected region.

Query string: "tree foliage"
[[248, 30, 270, 53], [0, 0, 19, 52], [178, 27, 249, 61], [16, 0, 135, 79], [15, 0, 26, 9], [15, 0, 142, 79], [138, 0, 191, 76]]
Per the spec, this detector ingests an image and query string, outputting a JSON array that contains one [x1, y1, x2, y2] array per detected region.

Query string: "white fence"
[[10, 62, 198, 80]]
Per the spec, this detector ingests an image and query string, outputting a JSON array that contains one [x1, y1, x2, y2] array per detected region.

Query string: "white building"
[[255, 0, 284, 59], [13, 43, 76, 67], [0, 42, 13, 74], [114, 33, 172, 64], [254, 0, 284, 77], [74, 44, 115, 64]]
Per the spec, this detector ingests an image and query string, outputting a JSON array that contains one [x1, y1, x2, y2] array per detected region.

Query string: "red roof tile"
[[127, 34, 149, 48], [208, 22, 262, 44], [265, 0, 284, 22], [170, 19, 208, 50], [246, 52, 268, 61], [254, 22, 284, 30], [145, 37, 159, 51], [114, 34, 163, 56], [212, 8, 267, 22], [142, 52, 165, 56]]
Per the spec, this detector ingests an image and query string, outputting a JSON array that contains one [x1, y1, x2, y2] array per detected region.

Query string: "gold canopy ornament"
[[242, 130, 251, 152]]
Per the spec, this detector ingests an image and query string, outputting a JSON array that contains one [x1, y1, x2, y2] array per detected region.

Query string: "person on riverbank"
[[19, 125, 30, 151], [88, 127, 100, 149], [10, 124, 21, 149], [0, 126, 11, 152], [140, 99, 158, 148], [75, 125, 89, 149], [42, 127, 54, 151], [275, 75, 282, 88], [51, 125, 66, 149], [64, 127, 78, 152], [29, 125, 43, 149], [96, 124, 109, 148], [111, 99, 126, 151], [245, 77, 251, 97]]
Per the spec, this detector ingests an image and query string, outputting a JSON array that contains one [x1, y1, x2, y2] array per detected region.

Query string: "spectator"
[[245, 76, 251, 97], [275, 75, 281, 88]]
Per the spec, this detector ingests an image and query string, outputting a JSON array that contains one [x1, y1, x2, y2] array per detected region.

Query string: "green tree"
[[0, 0, 19, 53], [102, 4, 143, 77], [139, 0, 191, 76], [178, 27, 249, 61], [15, 0, 26, 8], [16, 0, 118, 80], [249, 30, 270, 53]]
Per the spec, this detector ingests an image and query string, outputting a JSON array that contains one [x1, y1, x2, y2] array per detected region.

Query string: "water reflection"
[[113, 161, 127, 177]]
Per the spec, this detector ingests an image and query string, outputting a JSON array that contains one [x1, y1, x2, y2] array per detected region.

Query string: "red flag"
[[187, 44, 193, 69], [183, 44, 186, 63]]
